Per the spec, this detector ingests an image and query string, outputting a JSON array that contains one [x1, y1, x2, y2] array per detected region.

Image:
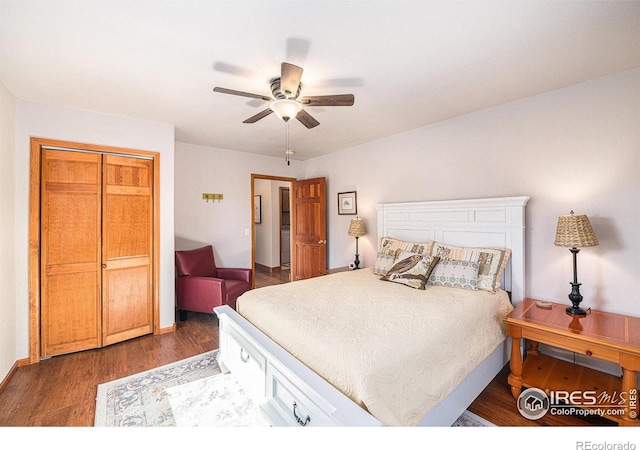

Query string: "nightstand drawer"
[[524, 328, 620, 363]]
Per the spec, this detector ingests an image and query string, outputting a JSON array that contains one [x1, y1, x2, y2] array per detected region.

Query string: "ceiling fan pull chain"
[[286, 122, 290, 166]]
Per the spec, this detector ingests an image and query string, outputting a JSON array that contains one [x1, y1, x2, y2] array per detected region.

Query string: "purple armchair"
[[175, 245, 252, 320]]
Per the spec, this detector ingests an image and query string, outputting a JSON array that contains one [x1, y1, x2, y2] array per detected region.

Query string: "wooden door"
[[40, 150, 102, 357], [102, 155, 154, 346], [291, 177, 327, 281]]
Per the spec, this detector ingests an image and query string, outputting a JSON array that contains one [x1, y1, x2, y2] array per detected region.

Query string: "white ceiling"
[[1, 1, 639, 161]]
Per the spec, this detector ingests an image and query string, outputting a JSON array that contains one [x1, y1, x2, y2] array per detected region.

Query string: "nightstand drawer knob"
[[586, 350, 593, 356]]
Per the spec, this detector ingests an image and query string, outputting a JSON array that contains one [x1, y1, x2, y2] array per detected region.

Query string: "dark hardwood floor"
[[0, 264, 616, 427], [0, 311, 219, 426], [254, 263, 291, 288]]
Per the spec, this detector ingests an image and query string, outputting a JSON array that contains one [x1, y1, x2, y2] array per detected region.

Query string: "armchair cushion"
[[223, 280, 249, 310], [176, 276, 225, 314]]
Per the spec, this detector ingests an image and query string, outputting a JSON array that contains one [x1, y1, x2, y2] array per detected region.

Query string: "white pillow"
[[428, 260, 480, 290]]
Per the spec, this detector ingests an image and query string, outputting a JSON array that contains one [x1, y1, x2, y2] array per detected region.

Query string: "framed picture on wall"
[[338, 191, 357, 215], [254, 195, 262, 224]]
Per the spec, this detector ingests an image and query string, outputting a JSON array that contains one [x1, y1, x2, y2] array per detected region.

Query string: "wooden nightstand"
[[506, 298, 640, 426], [326, 266, 351, 274]]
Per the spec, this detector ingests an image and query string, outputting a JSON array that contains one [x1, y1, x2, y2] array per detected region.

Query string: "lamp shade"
[[554, 211, 598, 248], [348, 217, 365, 237], [270, 99, 302, 122]]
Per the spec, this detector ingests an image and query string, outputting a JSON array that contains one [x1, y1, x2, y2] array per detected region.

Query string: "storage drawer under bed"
[[218, 321, 267, 400], [214, 305, 382, 427], [262, 362, 336, 427]]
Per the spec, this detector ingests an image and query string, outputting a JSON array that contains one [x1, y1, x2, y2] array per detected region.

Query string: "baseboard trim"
[[255, 263, 284, 273], [0, 358, 29, 393], [157, 324, 176, 334]]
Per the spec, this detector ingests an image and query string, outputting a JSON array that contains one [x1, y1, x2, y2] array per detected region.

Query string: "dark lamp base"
[[566, 274, 587, 316], [566, 306, 588, 316]]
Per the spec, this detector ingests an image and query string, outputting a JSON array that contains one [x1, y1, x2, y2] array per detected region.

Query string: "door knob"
[[318, 240, 327, 244], [102, 264, 107, 269]]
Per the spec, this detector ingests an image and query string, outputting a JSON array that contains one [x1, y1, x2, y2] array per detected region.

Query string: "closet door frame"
[[28, 137, 161, 364]]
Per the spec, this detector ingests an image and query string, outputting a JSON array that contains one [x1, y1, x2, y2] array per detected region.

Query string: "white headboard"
[[376, 196, 529, 304]]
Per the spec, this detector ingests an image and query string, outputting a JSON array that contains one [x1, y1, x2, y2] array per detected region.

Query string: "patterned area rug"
[[166, 371, 270, 427], [95, 350, 266, 426], [452, 410, 496, 427], [94, 350, 492, 427]]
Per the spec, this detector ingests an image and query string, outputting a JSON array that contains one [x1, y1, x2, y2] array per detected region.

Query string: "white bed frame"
[[214, 196, 529, 426]]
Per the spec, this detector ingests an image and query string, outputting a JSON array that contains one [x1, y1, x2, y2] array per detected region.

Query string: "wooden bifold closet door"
[[40, 149, 153, 357]]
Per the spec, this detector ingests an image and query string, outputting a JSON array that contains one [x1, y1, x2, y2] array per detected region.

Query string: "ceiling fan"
[[213, 62, 355, 129]]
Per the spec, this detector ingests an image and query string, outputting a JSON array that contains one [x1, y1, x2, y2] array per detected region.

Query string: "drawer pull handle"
[[586, 350, 593, 356], [293, 402, 310, 426], [240, 348, 250, 363]]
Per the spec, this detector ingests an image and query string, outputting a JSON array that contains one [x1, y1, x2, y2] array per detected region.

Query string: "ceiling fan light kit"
[[270, 99, 302, 122]]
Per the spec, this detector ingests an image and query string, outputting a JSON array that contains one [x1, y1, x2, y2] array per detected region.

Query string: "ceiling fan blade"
[[280, 63, 303, 98], [213, 62, 258, 78], [213, 87, 272, 102], [243, 108, 274, 124], [296, 109, 320, 129], [300, 94, 355, 107]]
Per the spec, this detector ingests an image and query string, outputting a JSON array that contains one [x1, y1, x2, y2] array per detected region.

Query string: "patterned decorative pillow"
[[428, 260, 480, 290], [372, 249, 400, 276], [379, 237, 434, 257], [431, 242, 511, 292], [380, 254, 440, 290]]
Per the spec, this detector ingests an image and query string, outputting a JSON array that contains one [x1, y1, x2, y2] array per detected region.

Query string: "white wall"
[[304, 69, 640, 317], [0, 81, 17, 381], [13, 100, 176, 364], [174, 142, 303, 268]]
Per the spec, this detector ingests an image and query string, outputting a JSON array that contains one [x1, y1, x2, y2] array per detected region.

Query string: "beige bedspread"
[[236, 268, 513, 426]]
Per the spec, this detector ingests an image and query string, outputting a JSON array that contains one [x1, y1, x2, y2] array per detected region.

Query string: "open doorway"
[[279, 186, 291, 271], [251, 174, 295, 288]]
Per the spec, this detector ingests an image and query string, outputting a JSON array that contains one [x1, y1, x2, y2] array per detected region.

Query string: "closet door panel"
[[102, 258, 151, 345], [102, 155, 153, 345], [40, 150, 101, 357], [41, 270, 100, 356]]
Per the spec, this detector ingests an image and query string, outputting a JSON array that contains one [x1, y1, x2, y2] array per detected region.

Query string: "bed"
[[214, 196, 529, 426]]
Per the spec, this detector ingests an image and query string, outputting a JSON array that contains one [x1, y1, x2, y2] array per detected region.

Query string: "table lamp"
[[348, 217, 365, 269], [554, 211, 599, 315]]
